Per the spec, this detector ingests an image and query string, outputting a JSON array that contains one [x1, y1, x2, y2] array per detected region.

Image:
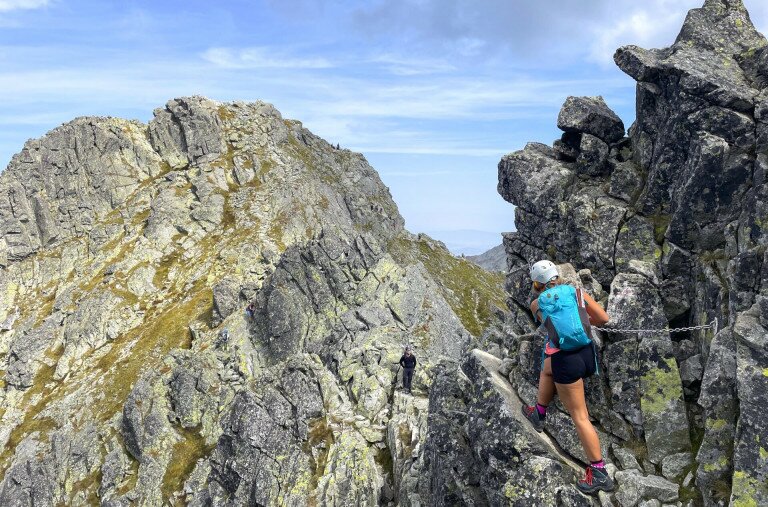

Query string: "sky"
[[2, 1, 768, 255]]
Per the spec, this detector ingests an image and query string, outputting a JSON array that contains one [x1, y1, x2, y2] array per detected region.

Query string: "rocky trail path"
[[472, 349, 588, 476]]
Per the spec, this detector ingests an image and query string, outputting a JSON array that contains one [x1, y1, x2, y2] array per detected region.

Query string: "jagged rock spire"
[[675, 0, 766, 55]]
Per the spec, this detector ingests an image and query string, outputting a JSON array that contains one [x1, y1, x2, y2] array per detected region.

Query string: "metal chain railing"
[[594, 317, 718, 337]]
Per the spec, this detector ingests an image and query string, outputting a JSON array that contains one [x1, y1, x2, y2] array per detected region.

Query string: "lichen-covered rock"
[[609, 161, 645, 203], [419, 351, 591, 506], [615, 469, 679, 507], [211, 277, 240, 327], [148, 96, 227, 168], [554, 132, 581, 161], [497, 2, 768, 504], [4, 317, 61, 388], [613, 445, 642, 472], [729, 308, 768, 507], [638, 337, 691, 464], [0, 117, 165, 263], [660, 452, 693, 482], [498, 142, 575, 221], [0, 437, 57, 506], [576, 133, 611, 176]]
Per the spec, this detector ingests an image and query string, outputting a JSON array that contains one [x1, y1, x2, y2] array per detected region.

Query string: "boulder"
[[615, 470, 679, 507], [211, 277, 240, 326], [660, 452, 693, 481], [613, 445, 642, 472], [576, 133, 611, 176], [557, 96, 626, 144]]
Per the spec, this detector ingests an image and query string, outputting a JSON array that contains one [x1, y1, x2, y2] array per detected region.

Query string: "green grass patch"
[[210, 143, 236, 171], [217, 105, 236, 122], [303, 417, 335, 507], [91, 285, 212, 423], [161, 426, 216, 504], [0, 345, 64, 482]]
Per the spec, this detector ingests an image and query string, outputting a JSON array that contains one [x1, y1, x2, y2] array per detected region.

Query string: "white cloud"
[[200, 47, 333, 69], [587, 0, 702, 65], [0, 0, 48, 12], [370, 54, 457, 75], [349, 0, 768, 68], [294, 75, 630, 120]]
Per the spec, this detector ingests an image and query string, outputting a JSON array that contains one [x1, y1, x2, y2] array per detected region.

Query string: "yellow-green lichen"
[[731, 470, 767, 507], [640, 357, 684, 414], [703, 456, 730, 473], [706, 418, 729, 431], [503, 481, 526, 500]]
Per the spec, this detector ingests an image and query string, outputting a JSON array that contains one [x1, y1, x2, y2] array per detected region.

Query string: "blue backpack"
[[537, 284, 593, 351]]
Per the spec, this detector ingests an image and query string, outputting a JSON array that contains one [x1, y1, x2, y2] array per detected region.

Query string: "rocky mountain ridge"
[[467, 244, 507, 272], [0, 96, 507, 505]]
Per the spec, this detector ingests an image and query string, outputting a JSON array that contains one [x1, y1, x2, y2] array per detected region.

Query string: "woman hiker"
[[521, 260, 614, 494]]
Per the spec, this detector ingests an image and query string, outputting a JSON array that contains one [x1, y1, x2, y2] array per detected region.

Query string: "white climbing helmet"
[[529, 260, 559, 284]]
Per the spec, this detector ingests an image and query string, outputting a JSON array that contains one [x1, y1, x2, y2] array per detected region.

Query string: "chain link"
[[594, 317, 718, 336]]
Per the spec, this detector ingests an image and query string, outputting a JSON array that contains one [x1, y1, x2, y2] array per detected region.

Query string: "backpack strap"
[[576, 287, 585, 308], [543, 316, 560, 349], [576, 288, 593, 339]]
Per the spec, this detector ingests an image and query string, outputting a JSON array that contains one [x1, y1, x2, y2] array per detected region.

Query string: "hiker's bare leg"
[[537, 357, 555, 406], [555, 379, 601, 461]]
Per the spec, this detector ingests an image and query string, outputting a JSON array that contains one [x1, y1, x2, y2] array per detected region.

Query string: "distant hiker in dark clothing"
[[399, 347, 416, 393], [217, 328, 230, 349], [245, 302, 256, 320]]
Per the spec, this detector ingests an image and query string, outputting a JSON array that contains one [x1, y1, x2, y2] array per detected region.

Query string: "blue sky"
[[2, 0, 768, 255]]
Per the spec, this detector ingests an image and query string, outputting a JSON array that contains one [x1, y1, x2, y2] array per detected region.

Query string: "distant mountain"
[[467, 243, 506, 272], [423, 229, 507, 256]]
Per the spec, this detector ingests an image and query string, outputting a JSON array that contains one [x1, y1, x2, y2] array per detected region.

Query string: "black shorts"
[[551, 342, 597, 384]]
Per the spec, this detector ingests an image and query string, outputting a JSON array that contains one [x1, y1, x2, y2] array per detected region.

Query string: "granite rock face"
[[497, 1, 768, 505], [0, 97, 509, 505]]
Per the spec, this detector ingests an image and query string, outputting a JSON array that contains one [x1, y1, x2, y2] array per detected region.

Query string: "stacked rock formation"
[[495, 1, 768, 505]]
